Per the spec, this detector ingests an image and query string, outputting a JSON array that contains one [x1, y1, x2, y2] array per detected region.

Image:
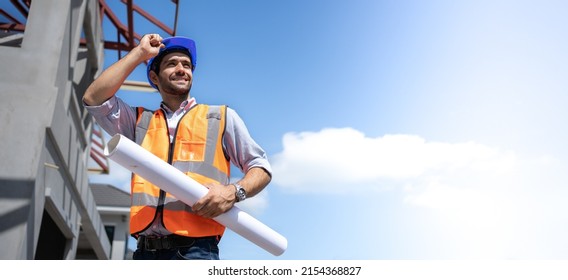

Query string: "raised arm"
[[83, 34, 164, 106]]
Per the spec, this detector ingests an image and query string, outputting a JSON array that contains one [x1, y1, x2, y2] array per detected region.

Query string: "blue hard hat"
[[146, 36, 197, 89]]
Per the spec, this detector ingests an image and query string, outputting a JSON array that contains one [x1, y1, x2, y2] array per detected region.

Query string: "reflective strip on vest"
[[132, 191, 195, 211], [204, 108, 222, 167], [135, 107, 154, 146], [164, 199, 193, 211], [131, 192, 159, 207], [172, 161, 229, 185]]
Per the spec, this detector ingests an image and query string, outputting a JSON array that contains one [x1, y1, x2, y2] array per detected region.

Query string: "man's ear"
[[149, 70, 159, 87]]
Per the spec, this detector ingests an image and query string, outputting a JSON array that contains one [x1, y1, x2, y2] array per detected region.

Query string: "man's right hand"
[[137, 34, 166, 63]]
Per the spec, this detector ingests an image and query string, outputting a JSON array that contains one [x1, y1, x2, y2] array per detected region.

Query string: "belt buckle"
[[157, 236, 171, 250], [141, 236, 163, 251], [141, 236, 152, 251]]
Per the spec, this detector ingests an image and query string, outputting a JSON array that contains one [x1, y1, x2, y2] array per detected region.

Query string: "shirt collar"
[[160, 97, 197, 114]]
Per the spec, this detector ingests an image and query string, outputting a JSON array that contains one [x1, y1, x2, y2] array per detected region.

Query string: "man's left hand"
[[191, 183, 236, 218]]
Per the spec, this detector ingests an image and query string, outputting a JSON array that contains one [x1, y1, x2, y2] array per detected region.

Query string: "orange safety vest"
[[130, 104, 230, 237]]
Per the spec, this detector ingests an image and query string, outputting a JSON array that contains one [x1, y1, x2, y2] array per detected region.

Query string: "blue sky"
[[90, 0, 568, 260]]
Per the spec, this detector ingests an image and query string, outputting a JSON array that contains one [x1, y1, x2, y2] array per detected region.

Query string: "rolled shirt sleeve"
[[83, 96, 137, 141], [223, 107, 272, 177]]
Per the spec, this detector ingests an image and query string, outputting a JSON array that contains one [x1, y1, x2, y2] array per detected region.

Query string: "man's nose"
[[174, 62, 185, 73]]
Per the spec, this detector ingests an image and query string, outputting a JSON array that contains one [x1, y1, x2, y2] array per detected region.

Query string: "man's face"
[[152, 51, 193, 96]]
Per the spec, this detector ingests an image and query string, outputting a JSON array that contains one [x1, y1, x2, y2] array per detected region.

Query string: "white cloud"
[[271, 127, 517, 193], [271, 127, 568, 258]]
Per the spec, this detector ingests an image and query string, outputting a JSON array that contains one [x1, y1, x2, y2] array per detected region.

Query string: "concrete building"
[[77, 183, 132, 260], [0, 0, 178, 259], [0, 0, 110, 260]]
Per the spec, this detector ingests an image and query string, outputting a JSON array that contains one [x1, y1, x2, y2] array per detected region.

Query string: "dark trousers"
[[133, 236, 220, 260]]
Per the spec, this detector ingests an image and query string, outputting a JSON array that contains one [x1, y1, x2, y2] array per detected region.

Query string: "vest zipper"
[[155, 109, 169, 226], [158, 105, 196, 228]]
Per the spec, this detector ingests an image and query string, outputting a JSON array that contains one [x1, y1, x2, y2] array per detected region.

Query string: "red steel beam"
[[103, 40, 132, 51], [91, 146, 106, 159], [0, 8, 22, 24], [100, 0, 131, 43], [173, 0, 179, 35], [9, 0, 28, 18], [0, 22, 25, 32], [2, 0, 176, 49], [90, 150, 109, 173], [126, 0, 134, 47], [91, 139, 104, 150], [120, 0, 175, 36]]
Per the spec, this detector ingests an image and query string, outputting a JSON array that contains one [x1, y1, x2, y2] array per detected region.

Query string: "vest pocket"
[[179, 140, 205, 162]]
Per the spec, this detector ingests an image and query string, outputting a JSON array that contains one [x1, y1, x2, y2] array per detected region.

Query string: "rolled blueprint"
[[104, 134, 287, 256]]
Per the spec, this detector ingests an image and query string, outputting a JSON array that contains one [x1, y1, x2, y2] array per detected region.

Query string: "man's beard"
[[161, 82, 190, 96], [159, 76, 191, 96]]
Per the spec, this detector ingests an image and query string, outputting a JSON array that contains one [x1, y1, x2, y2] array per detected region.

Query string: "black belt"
[[137, 235, 202, 251]]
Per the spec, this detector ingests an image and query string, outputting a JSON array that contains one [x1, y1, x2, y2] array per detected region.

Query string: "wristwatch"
[[233, 183, 247, 202]]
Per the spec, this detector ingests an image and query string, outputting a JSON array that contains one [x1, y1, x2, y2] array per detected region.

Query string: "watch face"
[[236, 187, 246, 202]]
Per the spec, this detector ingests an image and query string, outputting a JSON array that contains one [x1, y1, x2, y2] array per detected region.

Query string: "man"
[[83, 34, 272, 260]]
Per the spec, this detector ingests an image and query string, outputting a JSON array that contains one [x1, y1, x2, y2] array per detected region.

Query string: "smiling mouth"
[[171, 77, 188, 84]]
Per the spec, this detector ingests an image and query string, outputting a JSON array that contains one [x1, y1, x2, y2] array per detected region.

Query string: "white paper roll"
[[104, 134, 287, 256]]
